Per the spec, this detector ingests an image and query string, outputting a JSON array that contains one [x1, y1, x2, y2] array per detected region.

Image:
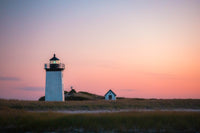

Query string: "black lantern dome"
[[50, 54, 59, 61]]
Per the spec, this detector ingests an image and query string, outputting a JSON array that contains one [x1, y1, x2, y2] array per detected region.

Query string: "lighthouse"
[[44, 54, 65, 101]]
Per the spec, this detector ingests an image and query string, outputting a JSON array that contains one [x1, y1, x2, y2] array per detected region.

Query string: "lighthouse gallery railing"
[[44, 63, 65, 69]]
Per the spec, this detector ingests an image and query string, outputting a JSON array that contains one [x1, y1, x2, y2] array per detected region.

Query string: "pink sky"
[[0, 0, 200, 100]]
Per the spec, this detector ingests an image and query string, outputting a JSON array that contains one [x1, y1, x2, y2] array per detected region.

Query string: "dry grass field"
[[0, 98, 200, 111], [0, 99, 200, 132]]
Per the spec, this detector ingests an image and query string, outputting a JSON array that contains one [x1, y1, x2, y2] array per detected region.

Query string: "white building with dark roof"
[[104, 89, 116, 100]]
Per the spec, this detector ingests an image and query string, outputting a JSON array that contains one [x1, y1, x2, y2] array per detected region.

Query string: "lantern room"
[[50, 54, 60, 64], [44, 54, 65, 71]]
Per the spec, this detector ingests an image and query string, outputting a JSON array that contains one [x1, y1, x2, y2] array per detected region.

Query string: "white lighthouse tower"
[[44, 54, 65, 101]]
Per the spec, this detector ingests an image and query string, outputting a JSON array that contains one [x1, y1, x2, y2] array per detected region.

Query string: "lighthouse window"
[[50, 60, 60, 64]]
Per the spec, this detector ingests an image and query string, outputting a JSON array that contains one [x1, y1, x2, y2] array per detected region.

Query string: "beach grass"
[[0, 108, 200, 132], [0, 99, 200, 132], [0, 98, 200, 111]]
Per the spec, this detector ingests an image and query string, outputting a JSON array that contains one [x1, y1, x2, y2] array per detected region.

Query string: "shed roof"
[[104, 89, 116, 96]]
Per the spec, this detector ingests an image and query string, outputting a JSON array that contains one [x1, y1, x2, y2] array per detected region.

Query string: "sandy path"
[[32, 109, 200, 114]]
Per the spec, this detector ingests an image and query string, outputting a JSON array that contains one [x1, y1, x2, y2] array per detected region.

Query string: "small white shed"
[[105, 89, 116, 100]]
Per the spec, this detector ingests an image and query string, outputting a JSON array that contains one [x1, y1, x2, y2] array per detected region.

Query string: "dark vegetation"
[[0, 108, 199, 133], [0, 98, 200, 111], [65, 91, 104, 101]]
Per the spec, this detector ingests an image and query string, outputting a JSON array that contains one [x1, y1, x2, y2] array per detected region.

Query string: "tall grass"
[[0, 99, 200, 111], [0, 108, 200, 132]]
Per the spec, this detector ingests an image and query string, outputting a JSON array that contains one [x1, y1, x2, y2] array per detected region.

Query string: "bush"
[[39, 96, 45, 101]]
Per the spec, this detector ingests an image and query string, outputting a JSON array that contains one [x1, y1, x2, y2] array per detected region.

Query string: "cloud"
[[0, 76, 20, 81], [17, 87, 44, 91]]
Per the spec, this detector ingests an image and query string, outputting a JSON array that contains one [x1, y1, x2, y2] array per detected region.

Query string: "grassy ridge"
[[0, 108, 200, 132], [0, 99, 200, 111], [39, 91, 105, 101]]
